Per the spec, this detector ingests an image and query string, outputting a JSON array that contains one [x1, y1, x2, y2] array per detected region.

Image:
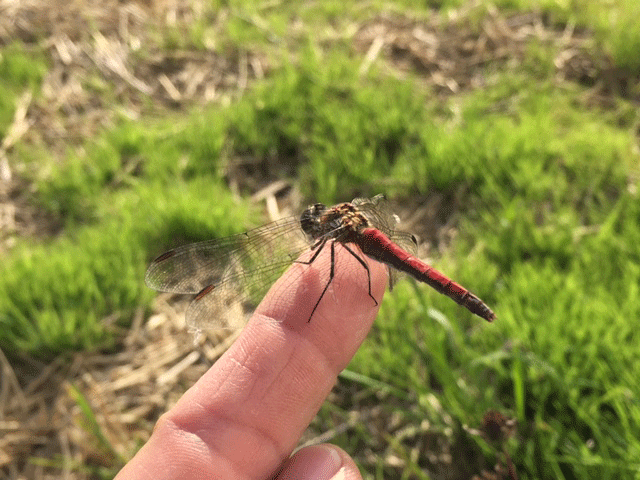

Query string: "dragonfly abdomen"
[[358, 227, 495, 322]]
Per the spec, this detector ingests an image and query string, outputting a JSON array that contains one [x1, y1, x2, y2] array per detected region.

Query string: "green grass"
[[0, 43, 47, 137], [334, 75, 640, 477], [495, 0, 640, 74], [2, 0, 640, 478]]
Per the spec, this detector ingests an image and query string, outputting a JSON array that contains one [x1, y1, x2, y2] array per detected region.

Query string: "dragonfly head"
[[300, 203, 327, 239]]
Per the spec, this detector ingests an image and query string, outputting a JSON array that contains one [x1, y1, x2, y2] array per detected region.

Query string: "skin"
[[115, 242, 388, 480]]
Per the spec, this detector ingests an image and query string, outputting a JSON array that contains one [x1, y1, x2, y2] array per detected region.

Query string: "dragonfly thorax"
[[300, 201, 372, 244]]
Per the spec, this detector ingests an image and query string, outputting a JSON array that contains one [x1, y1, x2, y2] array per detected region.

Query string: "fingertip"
[[254, 243, 388, 372], [256, 242, 388, 332], [273, 444, 362, 480]]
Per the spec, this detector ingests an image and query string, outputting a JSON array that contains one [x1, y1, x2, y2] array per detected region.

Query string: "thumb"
[[273, 444, 363, 480]]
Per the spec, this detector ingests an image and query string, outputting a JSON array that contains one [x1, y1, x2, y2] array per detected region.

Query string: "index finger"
[[116, 242, 388, 480]]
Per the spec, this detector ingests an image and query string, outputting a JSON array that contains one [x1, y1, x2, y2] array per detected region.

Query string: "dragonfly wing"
[[185, 249, 306, 330], [352, 195, 396, 235], [145, 215, 311, 329], [145, 215, 303, 294]]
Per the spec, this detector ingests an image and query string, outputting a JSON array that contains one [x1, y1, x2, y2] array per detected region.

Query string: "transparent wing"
[[145, 215, 310, 330]]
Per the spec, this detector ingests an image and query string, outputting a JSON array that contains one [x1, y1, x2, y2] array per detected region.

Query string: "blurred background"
[[1, 0, 639, 478]]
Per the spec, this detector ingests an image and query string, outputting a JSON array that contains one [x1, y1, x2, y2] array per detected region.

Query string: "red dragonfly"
[[145, 195, 495, 331]]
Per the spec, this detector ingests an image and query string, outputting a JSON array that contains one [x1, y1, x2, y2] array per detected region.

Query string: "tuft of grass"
[[495, 0, 640, 74], [1, 110, 247, 357], [226, 50, 438, 202], [578, 0, 640, 74], [0, 43, 47, 136]]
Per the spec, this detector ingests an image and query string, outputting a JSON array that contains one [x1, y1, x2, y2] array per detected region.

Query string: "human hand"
[[115, 242, 388, 480]]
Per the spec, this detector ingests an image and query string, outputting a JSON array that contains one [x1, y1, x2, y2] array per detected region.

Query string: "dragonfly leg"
[[307, 240, 337, 322], [294, 237, 327, 266], [341, 243, 377, 307]]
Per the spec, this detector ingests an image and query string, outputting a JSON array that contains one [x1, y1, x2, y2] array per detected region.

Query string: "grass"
[[2, 0, 640, 478], [335, 77, 640, 476], [0, 43, 47, 137], [495, 0, 640, 74]]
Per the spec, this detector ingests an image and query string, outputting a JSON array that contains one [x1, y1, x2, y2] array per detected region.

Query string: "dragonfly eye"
[[300, 203, 327, 236]]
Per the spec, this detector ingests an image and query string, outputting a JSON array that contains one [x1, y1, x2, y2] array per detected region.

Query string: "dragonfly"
[[145, 195, 496, 331]]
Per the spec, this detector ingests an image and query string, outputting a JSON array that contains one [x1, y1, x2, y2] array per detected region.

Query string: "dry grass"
[[353, 3, 630, 105], [0, 0, 267, 149], [0, 0, 634, 478], [0, 0, 268, 254], [1, 295, 241, 478]]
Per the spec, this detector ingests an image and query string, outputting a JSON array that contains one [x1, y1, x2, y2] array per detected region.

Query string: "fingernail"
[[328, 465, 347, 480], [300, 445, 343, 480]]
